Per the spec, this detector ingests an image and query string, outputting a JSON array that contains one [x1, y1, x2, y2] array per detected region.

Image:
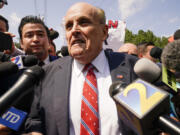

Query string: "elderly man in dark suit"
[[25, 2, 138, 135]]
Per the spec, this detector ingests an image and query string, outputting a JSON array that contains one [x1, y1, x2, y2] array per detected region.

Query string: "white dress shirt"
[[69, 50, 121, 135], [43, 56, 50, 65]]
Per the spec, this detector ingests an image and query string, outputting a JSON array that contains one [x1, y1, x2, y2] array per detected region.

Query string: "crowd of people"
[[1, 1, 180, 135]]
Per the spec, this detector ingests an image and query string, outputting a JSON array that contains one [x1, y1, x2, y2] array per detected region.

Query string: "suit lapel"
[[53, 57, 72, 135], [105, 50, 131, 84]]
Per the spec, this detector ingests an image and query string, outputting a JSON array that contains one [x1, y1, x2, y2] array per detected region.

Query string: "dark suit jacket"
[[25, 51, 138, 135]]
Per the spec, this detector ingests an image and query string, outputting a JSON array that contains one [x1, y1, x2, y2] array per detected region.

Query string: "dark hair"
[[0, 15, 9, 31], [174, 29, 180, 40], [137, 42, 155, 54], [161, 39, 180, 71], [18, 15, 50, 39], [61, 46, 69, 56]]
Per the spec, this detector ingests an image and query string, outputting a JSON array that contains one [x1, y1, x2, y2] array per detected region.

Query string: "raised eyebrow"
[[77, 16, 92, 22]]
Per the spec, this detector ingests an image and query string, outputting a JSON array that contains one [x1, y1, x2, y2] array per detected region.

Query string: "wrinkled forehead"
[[64, 3, 99, 23]]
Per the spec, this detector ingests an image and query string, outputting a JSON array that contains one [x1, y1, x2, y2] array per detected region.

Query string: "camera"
[[0, 32, 12, 52]]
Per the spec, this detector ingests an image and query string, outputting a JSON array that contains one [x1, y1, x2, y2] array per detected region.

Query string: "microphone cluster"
[[0, 52, 45, 131], [109, 57, 180, 135]]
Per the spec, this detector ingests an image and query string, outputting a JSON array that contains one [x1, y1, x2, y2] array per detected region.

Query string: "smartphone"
[[0, 31, 12, 52]]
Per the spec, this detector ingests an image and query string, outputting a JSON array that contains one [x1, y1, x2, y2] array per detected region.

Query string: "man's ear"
[[102, 24, 108, 41]]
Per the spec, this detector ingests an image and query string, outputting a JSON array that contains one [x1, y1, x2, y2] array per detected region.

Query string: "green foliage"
[[14, 42, 21, 49], [125, 29, 168, 48]]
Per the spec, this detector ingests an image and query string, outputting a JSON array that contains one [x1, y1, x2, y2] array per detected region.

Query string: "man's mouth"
[[71, 39, 85, 45]]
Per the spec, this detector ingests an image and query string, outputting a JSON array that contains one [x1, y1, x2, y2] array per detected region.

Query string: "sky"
[[0, 0, 180, 51]]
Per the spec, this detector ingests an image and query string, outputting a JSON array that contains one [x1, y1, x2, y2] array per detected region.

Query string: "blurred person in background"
[[137, 42, 157, 62], [118, 43, 138, 56], [0, 0, 7, 9], [48, 41, 57, 56], [168, 29, 180, 43], [0, 15, 24, 56], [48, 28, 59, 56]]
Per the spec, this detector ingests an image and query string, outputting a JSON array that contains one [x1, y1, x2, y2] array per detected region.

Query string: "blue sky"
[[0, 0, 180, 51]]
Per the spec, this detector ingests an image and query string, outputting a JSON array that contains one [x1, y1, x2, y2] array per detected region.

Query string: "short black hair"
[[18, 15, 50, 39], [0, 15, 9, 31], [137, 42, 155, 54]]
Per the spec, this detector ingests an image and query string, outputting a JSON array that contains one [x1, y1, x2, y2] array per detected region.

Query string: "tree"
[[125, 29, 168, 48]]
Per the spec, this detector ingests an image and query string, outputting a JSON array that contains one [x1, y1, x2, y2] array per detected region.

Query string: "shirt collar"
[[43, 56, 50, 65], [73, 50, 107, 77]]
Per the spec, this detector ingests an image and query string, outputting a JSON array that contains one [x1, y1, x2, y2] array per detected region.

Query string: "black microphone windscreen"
[[0, 62, 18, 77], [61, 46, 69, 56], [0, 52, 11, 62], [49, 30, 59, 40], [24, 65, 45, 82], [23, 55, 38, 67], [150, 47, 162, 59]]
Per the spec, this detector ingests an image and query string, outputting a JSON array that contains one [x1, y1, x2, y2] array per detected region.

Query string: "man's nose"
[[71, 24, 81, 36], [32, 35, 39, 41]]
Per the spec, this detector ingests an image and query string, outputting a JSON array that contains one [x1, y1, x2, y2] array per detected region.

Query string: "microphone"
[[0, 53, 38, 68], [134, 58, 161, 83], [0, 65, 45, 116], [150, 46, 162, 60], [134, 58, 180, 119], [110, 79, 180, 135], [61, 46, 69, 57], [0, 55, 38, 94], [109, 81, 127, 97], [0, 62, 18, 78], [134, 58, 178, 95], [49, 29, 59, 40], [10, 55, 38, 69], [0, 52, 11, 62]]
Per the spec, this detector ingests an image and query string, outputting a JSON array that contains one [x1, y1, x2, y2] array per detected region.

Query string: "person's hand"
[[0, 124, 13, 135], [3, 32, 16, 55]]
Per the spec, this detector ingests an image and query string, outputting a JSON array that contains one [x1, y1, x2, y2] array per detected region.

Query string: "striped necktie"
[[80, 64, 99, 135]]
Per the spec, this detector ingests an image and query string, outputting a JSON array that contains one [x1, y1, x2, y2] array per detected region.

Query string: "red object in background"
[[168, 36, 174, 43], [108, 20, 118, 29]]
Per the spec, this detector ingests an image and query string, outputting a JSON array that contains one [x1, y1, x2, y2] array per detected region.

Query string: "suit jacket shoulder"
[[105, 50, 138, 84]]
